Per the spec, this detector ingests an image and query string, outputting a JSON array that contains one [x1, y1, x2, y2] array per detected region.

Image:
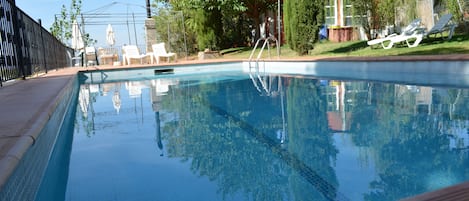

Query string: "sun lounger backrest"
[[123, 45, 140, 56], [428, 14, 453, 34], [402, 19, 421, 35], [85, 46, 95, 54], [152, 43, 169, 55], [98, 48, 117, 55]]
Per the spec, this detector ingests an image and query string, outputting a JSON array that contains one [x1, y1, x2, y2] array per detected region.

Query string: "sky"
[[16, 0, 151, 48]]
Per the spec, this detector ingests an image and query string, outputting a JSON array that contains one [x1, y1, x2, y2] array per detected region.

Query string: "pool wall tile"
[[0, 76, 78, 201], [80, 62, 242, 84], [243, 61, 469, 87]]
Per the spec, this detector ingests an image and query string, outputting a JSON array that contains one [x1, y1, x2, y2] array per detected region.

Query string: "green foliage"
[[242, 0, 278, 40], [378, 0, 395, 26], [397, 0, 417, 22], [70, 0, 82, 26], [350, 0, 374, 39], [155, 0, 230, 50], [446, 0, 463, 22], [153, 8, 189, 55], [49, 0, 95, 46], [195, 8, 223, 50], [222, 13, 250, 47], [284, 0, 324, 55], [283, 0, 291, 46], [222, 34, 469, 59], [50, 5, 69, 43], [52, 0, 82, 42], [351, 0, 418, 39], [155, 0, 276, 50]]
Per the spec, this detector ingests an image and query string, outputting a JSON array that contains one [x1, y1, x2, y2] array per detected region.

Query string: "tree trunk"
[[252, 11, 261, 42]]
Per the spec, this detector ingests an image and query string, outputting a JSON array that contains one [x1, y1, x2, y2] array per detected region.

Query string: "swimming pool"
[[37, 61, 469, 201]]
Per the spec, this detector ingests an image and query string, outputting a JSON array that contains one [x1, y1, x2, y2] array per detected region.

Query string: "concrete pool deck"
[[1, 55, 469, 200]]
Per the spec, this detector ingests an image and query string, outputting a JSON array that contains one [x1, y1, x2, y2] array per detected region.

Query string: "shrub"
[[284, 0, 324, 55]]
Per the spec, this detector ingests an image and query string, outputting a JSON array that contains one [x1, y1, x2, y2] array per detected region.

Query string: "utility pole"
[[146, 0, 151, 18], [145, 0, 157, 52], [133, 12, 138, 46]]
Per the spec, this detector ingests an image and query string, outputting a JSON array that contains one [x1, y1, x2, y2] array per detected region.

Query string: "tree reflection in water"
[[73, 73, 469, 201]]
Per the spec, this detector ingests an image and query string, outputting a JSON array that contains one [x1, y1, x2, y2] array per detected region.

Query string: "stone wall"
[[145, 18, 157, 53]]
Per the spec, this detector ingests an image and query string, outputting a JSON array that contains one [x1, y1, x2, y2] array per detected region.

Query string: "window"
[[343, 0, 353, 26], [325, 0, 336, 25]]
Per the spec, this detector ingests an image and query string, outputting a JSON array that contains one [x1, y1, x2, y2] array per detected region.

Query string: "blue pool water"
[[38, 62, 469, 201]]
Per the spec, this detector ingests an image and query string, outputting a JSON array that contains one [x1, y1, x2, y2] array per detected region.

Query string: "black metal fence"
[[0, 0, 71, 86]]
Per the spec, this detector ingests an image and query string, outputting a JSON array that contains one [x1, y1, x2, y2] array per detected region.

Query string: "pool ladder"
[[248, 35, 280, 96], [248, 35, 280, 69]]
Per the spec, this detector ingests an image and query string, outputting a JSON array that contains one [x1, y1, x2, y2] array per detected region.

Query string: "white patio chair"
[[97, 47, 118, 65], [85, 46, 97, 66], [122, 45, 149, 65], [151, 43, 177, 64]]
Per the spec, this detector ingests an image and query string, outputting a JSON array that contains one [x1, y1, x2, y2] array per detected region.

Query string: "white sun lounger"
[[367, 19, 422, 49], [368, 14, 458, 49]]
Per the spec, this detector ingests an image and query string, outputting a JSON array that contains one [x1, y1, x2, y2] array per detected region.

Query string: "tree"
[[351, 0, 417, 40], [350, 0, 376, 40], [152, 7, 189, 55], [378, 0, 395, 27], [50, 0, 95, 46], [396, 0, 417, 26], [243, 0, 277, 40], [284, 0, 324, 55], [50, 5, 69, 43], [447, 0, 464, 22], [155, 0, 231, 50], [155, 0, 279, 50], [194, 6, 224, 50]]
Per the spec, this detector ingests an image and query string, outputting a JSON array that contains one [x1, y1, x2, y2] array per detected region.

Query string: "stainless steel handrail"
[[248, 36, 279, 61]]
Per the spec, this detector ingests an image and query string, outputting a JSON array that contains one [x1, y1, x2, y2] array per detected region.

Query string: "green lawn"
[[221, 33, 469, 59]]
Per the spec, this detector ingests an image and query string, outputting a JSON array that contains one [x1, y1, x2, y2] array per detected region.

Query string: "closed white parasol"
[[71, 20, 84, 50], [106, 24, 115, 46]]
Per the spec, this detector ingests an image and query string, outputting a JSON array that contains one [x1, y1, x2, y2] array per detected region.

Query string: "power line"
[[81, 13, 147, 17], [82, 1, 146, 14], [79, 2, 148, 31], [82, 13, 147, 25], [54, 1, 150, 46], [83, 22, 145, 26]]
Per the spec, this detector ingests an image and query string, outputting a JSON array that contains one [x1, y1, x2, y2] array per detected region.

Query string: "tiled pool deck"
[[1, 55, 469, 201]]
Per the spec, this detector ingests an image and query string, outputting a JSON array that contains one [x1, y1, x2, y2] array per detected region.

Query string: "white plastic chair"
[[97, 47, 118, 65], [85, 47, 97, 66], [152, 43, 177, 64], [122, 45, 149, 65]]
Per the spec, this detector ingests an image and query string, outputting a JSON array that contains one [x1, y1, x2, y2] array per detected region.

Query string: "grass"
[[221, 33, 469, 59]]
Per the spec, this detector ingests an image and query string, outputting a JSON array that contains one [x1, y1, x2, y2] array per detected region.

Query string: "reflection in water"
[[112, 83, 121, 114], [151, 79, 168, 157], [67, 73, 469, 201]]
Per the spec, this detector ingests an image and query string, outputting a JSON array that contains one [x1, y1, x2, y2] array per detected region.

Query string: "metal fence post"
[[39, 19, 47, 73], [10, 0, 26, 79]]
